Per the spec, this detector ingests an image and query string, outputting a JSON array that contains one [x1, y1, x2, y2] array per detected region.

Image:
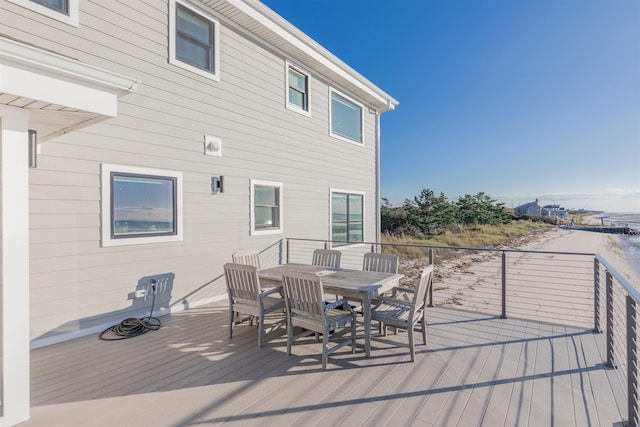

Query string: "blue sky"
[[262, 0, 640, 213]]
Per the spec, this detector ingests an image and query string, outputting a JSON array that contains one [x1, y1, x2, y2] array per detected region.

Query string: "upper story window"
[[329, 89, 364, 144], [8, 0, 79, 26], [31, 0, 67, 14], [286, 61, 310, 116], [169, 0, 220, 81], [101, 164, 183, 247], [331, 189, 364, 245], [250, 180, 283, 236]]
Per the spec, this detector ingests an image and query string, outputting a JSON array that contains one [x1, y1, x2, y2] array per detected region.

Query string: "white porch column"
[[0, 105, 30, 426]]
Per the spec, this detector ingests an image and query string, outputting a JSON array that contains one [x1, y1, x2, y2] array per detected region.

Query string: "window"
[[286, 61, 310, 115], [169, 0, 220, 81], [251, 180, 283, 235], [31, 0, 67, 14], [330, 89, 363, 144], [101, 164, 183, 247], [331, 190, 364, 244], [9, 0, 78, 26]]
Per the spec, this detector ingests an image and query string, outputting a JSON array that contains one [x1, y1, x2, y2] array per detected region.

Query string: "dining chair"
[[311, 249, 341, 268], [363, 252, 398, 274], [223, 263, 285, 348], [232, 250, 261, 269], [282, 270, 356, 370], [371, 264, 434, 362]]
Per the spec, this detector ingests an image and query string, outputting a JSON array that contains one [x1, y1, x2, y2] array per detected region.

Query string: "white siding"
[[0, 0, 383, 345]]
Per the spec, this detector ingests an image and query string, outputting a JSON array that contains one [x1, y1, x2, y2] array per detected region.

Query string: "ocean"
[[604, 213, 640, 278]]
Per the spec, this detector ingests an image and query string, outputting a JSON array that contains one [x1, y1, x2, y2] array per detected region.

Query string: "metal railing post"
[[605, 271, 616, 368], [501, 251, 507, 319], [285, 238, 290, 264], [594, 258, 601, 333], [428, 247, 434, 307], [627, 295, 639, 426]]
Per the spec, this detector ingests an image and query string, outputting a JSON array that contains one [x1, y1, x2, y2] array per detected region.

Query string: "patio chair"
[[371, 264, 434, 362], [311, 249, 341, 268], [232, 250, 261, 269], [223, 263, 285, 348], [282, 270, 357, 370], [363, 252, 398, 274]]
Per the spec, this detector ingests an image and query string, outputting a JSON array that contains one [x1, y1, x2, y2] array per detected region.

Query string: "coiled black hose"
[[99, 280, 161, 340]]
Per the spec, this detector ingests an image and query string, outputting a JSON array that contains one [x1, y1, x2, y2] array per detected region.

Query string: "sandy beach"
[[517, 226, 638, 289], [416, 225, 640, 327]]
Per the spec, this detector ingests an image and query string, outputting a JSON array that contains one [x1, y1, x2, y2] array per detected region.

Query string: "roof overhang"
[[201, 0, 399, 112], [0, 35, 141, 141]]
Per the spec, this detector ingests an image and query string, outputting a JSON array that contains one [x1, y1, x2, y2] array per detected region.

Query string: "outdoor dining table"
[[258, 263, 404, 358]]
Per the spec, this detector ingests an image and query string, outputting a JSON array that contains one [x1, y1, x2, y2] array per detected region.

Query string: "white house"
[[0, 0, 398, 424]]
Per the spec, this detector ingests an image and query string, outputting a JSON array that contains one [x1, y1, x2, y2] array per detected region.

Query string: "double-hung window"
[[30, 0, 68, 14], [251, 180, 283, 235], [10, 0, 78, 26], [330, 89, 363, 144], [101, 164, 183, 247], [169, 0, 220, 81], [331, 190, 364, 245], [286, 62, 310, 115]]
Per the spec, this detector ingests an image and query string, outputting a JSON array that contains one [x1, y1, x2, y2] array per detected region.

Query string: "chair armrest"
[[375, 295, 414, 307], [260, 286, 282, 298], [324, 298, 348, 311]]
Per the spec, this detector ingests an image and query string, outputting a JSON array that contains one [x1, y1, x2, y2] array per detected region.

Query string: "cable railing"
[[283, 237, 639, 426]]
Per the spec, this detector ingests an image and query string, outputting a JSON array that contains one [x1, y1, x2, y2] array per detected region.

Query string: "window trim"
[[250, 179, 284, 236], [8, 0, 79, 26], [168, 0, 220, 81], [329, 88, 364, 146], [330, 188, 365, 247], [101, 164, 183, 247], [285, 60, 311, 117]]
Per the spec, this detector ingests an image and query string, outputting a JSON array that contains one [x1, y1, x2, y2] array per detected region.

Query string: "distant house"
[[0, 0, 398, 424], [544, 205, 569, 219], [514, 199, 550, 217]]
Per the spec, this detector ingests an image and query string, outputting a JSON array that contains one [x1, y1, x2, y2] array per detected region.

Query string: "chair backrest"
[[224, 263, 261, 303], [312, 249, 341, 268], [232, 250, 261, 269], [363, 252, 398, 274], [412, 264, 434, 313], [282, 271, 326, 324]]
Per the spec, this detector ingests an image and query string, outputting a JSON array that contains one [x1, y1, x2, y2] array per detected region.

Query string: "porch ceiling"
[[0, 35, 140, 141]]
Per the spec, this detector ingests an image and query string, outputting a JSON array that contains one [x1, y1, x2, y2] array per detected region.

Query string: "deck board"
[[20, 302, 626, 427]]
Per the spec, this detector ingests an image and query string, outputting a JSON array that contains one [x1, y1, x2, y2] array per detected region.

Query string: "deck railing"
[[283, 237, 639, 426]]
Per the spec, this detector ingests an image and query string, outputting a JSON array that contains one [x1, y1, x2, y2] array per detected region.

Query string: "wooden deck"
[[20, 301, 625, 427]]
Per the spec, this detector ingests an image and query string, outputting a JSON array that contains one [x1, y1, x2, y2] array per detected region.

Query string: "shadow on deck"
[[21, 302, 626, 427]]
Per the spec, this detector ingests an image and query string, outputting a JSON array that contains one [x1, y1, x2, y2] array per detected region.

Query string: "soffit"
[[0, 35, 140, 141]]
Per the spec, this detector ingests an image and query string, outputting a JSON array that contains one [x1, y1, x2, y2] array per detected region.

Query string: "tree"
[[403, 189, 454, 237]]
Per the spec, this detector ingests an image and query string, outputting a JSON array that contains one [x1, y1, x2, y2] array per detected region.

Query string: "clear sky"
[[262, 0, 640, 213]]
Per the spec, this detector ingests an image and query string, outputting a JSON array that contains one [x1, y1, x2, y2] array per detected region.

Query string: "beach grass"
[[381, 220, 553, 261]]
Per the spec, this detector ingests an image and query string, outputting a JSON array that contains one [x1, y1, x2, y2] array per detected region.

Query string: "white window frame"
[[285, 60, 311, 117], [329, 88, 364, 146], [330, 188, 366, 247], [8, 0, 79, 27], [169, 0, 220, 81], [250, 179, 283, 236], [101, 164, 183, 247]]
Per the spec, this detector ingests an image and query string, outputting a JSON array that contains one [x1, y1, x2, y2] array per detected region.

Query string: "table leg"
[[363, 296, 372, 358]]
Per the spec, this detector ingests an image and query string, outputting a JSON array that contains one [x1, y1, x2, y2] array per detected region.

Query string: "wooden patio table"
[[258, 263, 403, 358]]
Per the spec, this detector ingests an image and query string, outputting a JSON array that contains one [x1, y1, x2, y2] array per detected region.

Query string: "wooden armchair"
[[232, 250, 261, 269], [311, 249, 341, 268], [223, 263, 284, 348], [282, 270, 356, 370], [363, 252, 398, 274], [371, 264, 434, 362]]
